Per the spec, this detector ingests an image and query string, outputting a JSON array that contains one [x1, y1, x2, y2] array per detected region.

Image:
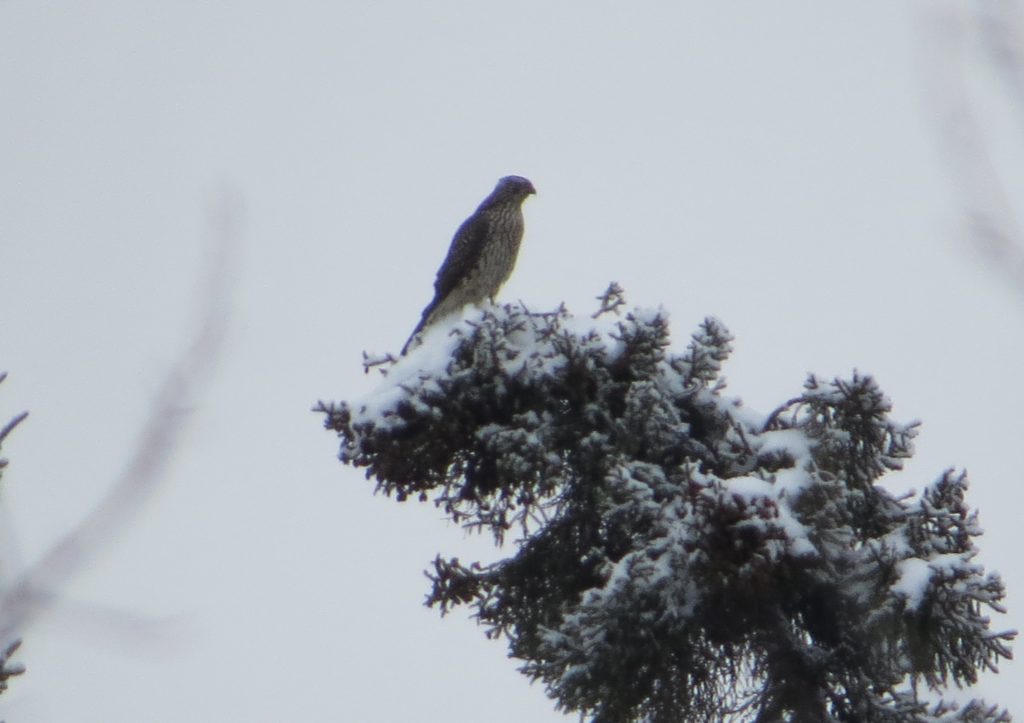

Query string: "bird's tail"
[[400, 303, 435, 355], [400, 323, 423, 356]]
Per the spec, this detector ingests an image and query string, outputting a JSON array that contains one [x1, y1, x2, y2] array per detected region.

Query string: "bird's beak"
[[527, 182, 537, 195]]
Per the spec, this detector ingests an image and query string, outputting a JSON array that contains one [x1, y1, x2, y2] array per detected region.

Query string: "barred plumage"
[[401, 176, 535, 354]]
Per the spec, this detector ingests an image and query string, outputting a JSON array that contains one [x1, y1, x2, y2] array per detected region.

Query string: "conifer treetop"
[[319, 288, 1014, 722]]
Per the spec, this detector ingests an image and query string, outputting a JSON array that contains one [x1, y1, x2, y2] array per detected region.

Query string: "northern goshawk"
[[401, 175, 536, 354]]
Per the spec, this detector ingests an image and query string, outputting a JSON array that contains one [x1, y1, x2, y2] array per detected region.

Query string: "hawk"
[[401, 175, 536, 354]]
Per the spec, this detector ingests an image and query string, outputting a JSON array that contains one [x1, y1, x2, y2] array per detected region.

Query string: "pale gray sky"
[[2, 2, 1022, 721]]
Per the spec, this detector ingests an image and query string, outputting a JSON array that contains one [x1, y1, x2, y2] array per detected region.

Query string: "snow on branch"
[[318, 290, 1014, 722]]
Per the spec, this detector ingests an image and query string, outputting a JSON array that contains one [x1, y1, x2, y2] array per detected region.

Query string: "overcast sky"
[[2, 2, 1023, 721]]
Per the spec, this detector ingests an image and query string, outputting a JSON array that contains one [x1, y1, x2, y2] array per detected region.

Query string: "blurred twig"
[[0, 378, 28, 478], [918, 1, 1024, 294], [977, 1, 1024, 117], [0, 192, 242, 643], [0, 639, 24, 692], [0, 415, 27, 455]]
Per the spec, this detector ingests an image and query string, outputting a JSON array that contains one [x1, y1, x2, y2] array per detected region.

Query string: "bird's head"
[[494, 175, 536, 201]]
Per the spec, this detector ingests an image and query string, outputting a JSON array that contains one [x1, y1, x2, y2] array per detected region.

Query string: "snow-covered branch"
[[320, 291, 1013, 722]]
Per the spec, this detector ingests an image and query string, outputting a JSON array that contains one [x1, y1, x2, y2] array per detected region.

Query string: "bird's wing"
[[432, 212, 490, 300], [401, 210, 490, 356]]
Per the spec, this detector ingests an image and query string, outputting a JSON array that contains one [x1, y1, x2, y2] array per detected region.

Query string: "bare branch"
[[0, 411, 28, 449], [0, 638, 24, 692], [917, 3, 1024, 296], [0, 191, 242, 643]]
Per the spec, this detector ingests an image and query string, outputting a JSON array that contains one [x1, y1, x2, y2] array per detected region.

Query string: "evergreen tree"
[[318, 288, 1014, 722]]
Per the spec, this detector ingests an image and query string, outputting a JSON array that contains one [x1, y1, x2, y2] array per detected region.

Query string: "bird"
[[401, 175, 536, 355]]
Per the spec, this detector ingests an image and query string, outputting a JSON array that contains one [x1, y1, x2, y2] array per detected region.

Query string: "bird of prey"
[[401, 175, 536, 354]]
